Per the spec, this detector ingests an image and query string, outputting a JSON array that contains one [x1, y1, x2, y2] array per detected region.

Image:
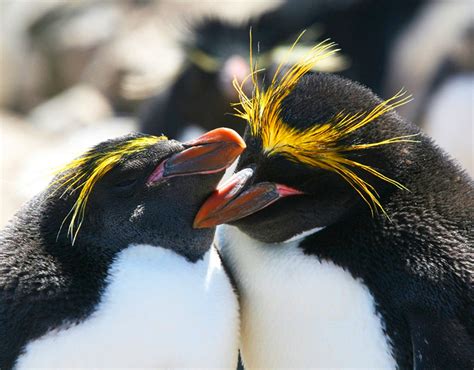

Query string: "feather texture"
[[51, 135, 166, 243], [233, 33, 417, 215]]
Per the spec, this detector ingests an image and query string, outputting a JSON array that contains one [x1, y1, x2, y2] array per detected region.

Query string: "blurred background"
[[1, 0, 472, 227]]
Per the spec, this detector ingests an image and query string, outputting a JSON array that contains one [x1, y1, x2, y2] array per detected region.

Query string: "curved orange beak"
[[147, 128, 245, 184], [193, 168, 303, 228]]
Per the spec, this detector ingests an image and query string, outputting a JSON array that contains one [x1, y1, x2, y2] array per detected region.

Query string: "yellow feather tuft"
[[232, 32, 416, 216], [51, 135, 166, 244]]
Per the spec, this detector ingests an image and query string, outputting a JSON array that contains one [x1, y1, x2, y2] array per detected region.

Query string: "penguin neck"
[[154, 228, 215, 262], [36, 188, 217, 264]]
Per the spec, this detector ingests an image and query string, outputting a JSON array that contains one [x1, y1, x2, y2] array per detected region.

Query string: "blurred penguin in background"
[[138, 0, 353, 141]]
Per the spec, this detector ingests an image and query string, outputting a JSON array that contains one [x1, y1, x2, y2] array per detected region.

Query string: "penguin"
[[0, 128, 245, 369], [193, 42, 474, 369], [139, 0, 349, 141]]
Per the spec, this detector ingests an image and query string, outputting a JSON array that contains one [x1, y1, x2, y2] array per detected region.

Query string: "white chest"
[[16, 245, 239, 369], [218, 225, 396, 369]]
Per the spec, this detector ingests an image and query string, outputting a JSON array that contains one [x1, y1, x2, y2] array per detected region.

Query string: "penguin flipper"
[[408, 312, 474, 370]]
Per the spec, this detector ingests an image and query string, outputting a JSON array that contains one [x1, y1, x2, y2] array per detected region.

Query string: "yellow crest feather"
[[52, 135, 166, 244], [233, 32, 416, 216]]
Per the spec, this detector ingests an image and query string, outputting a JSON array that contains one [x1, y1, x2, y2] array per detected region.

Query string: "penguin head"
[[194, 42, 418, 243], [43, 128, 245, 261], [185, 17, 326, 100], [186, 18, 273, 100]]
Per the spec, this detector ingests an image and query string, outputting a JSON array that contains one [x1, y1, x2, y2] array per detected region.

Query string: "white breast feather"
[[217, 225, 396, 369], [15, 245, 239, 369]]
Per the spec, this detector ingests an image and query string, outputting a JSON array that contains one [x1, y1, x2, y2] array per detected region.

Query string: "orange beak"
[[193, 168, 303, 228], [147, 128, 245, 184]]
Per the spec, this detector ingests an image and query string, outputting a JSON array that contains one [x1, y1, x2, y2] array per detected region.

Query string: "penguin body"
[[194, 54, 474, 368], [1, 129, 244, 369]]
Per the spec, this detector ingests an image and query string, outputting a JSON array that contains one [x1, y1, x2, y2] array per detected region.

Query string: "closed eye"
[[113, 178, 138, 189]]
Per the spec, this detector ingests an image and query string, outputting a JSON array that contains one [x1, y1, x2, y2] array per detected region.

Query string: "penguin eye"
[[113, 178, 138, 192]]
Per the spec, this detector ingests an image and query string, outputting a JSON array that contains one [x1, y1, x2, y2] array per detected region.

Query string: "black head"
[[184, 12, 327, 100], [39, 128, 244, 261], [195, 46, 420, 243], [184, 18, 279, 101]]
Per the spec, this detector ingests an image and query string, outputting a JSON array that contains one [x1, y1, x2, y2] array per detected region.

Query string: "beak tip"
[[184, 127, 245, 150], [215, 127, 246, 152]]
